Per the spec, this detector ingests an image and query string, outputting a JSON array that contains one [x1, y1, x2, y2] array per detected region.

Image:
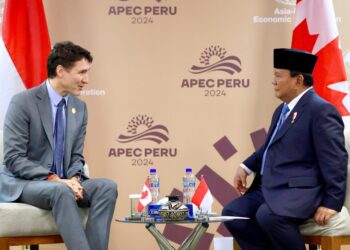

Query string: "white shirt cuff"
[[240, 163, 253, 175]]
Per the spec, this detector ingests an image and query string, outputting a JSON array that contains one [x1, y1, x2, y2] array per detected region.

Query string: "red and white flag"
[[191, 175, 213, 213], [0, 0, 51, 129], [137, 178, 152, 212], [292, 0, 349, 125]]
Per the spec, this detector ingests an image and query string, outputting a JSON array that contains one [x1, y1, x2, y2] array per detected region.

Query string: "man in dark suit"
[[0, 41, 117, 250], [222, 48, 348, 250]]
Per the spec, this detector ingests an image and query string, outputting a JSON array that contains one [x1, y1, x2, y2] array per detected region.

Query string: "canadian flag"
[[191, 175, 213, 213], [0, 0, 51, 129], [137, 178, 152, 212], [291, 0, 349, 123]]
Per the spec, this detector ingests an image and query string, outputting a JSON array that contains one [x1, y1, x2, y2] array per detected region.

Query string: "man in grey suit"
[[0, 41, 118, 250]]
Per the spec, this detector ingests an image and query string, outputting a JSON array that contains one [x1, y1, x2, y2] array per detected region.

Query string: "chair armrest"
[[83, 163, 89, 178]]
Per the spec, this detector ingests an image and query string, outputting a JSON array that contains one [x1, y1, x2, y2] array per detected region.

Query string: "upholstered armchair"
[[233, 130, 350, 250], [0, 130, 89, 250], [300, 130, 350, 249]]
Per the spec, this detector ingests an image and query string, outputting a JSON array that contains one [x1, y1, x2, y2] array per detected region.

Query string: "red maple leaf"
[[292, 19, 319, 53], [141, 190, 148, 199]]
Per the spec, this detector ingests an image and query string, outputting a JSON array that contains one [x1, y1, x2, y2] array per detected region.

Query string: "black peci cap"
[[274, 48, 318, 74]]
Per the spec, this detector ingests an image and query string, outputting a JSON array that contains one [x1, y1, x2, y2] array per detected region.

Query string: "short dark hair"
[[47, 41, 93, 78], [290, 70, 314, 87]]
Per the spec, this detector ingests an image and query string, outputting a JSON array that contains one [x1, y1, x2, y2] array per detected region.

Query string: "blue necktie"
[[260, 104, 290, 175], [53, 98, 66, 178]]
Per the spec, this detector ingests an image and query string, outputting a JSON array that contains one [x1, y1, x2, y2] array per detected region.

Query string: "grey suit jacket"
[[0, 82, 88, 202]]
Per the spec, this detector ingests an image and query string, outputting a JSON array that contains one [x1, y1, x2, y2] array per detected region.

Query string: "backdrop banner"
[[1, 0, 350, 249]]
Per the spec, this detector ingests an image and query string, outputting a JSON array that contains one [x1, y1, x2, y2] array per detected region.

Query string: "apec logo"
[[117, 114, 169, 144], [108, 115, 177, 167], [181, 45, 251, 97], [274, 0, 295, 6], [190, 45, 242, 75]]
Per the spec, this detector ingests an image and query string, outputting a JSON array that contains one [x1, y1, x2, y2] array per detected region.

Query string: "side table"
[[116, 216, 248, 250]]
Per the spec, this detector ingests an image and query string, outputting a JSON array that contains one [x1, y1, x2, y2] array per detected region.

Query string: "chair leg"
[[308, 244, 318, 250], [30, 245, 39, 250], [234, 240, 241, 250], [0, 239, 10, 250], [321, 236, 341, 250]]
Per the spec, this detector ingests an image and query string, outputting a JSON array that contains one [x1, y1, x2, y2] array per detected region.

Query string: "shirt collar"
[[46, 80, 68, 106], [286, 87, 312, 112]]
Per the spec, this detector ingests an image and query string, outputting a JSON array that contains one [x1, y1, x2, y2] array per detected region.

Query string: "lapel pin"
[[291, 112, 297, 124], [72, 108, 76, 114]]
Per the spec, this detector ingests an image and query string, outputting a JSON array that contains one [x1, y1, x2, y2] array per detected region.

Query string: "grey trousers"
[[18, 178, 118, 250]]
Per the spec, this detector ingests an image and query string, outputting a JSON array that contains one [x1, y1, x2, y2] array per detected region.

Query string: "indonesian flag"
[[137, 178, 152, 212], [0, 0, 51, 129], [191, 175, 213, 213], [292, 0, 349, 123]]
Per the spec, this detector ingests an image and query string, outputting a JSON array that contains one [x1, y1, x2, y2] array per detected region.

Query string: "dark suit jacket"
[[0, 82, 89, 202], [244, 89, 348, 218]]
